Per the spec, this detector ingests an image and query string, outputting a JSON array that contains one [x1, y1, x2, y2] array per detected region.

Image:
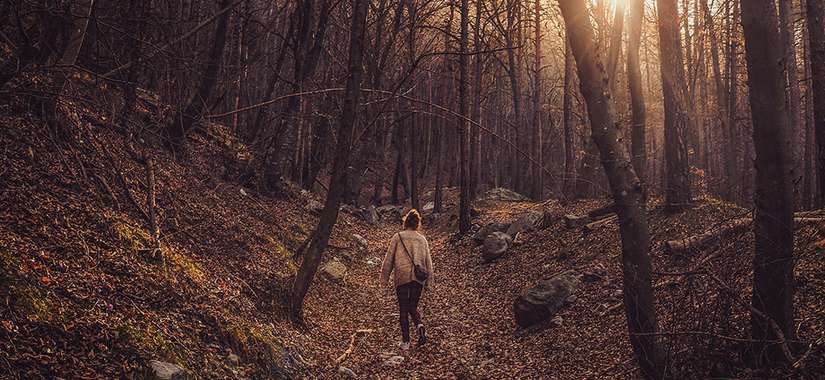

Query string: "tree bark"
[[165, 0, 232, 150], [562, 38, 577, 199], [780, 0, 803, 208], [470, 0, 483, 201], [804, 18, 816, 208], [291, 0, 369, 321], [532, 0, 544, 200], [739, 0, 796, 365], [807, 0, 825, 207], [656, 0, 692, 210], [627, 0, 647, 186], [558, 0, 662, 377], [606, 0, 626, 93], [505, 0, 524, 194], [458, 0, 471, 233]]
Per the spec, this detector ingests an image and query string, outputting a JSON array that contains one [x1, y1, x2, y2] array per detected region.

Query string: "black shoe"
[[416, 324, 427, 346]]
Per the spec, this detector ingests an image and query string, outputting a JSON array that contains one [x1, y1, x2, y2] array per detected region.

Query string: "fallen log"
[[587, 203, 616, 219], [564, 204, 616, 229], [664, 217, 825, 255], [583, 214, 618, 232], [564, 214, 591, 228]]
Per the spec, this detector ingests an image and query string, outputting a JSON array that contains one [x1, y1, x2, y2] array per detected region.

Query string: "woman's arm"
[[379, 234, 397, 288], [424, 237, 434, 287]]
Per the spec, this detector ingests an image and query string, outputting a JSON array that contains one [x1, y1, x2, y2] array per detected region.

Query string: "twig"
[[705, 273, 797, 365], [334, 329, 374, 364]]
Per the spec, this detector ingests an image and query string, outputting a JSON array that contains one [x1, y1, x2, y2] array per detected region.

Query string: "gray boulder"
[[472, 222, 510, 245], [359, 206, 380, 225], [482, 232, 513, 262], [147, 360, 186, 380], [351, 234, 368, 254], [480, 187, 529, 202], [338, 366, 357, 378], [306, 199, 324, 213], [506, 210, 544, 237], [382, 355, 405, 367], [321, 260, 347, 282], [513, 271, 579, 328], [376, 205, 403, 221]]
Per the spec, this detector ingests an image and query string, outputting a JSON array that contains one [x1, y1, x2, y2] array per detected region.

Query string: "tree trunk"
[[562, 38, 576, 198], [265, 0, 332, 188], [804, 18, 816, 209], [558, 0, 662, 377], [656, 0, 692, 210], [165, 0, 232, 150], [470, 0, 483, 201], [458, 0, 471, 233], [807, 0, 825, 207], [703, 0, 737, 202], [780, 0, 803, 209], [606, 0, 626, 93], [627, 0, 647, 186], [727, 0, 742, 203], [290, 0, 369, 321], [505, 0, 524, 194], [740, 0, 797, 366], [532, 0, 544, 200]]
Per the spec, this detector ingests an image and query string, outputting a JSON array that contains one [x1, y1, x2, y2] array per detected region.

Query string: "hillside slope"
[[1, 96, 824, 379]]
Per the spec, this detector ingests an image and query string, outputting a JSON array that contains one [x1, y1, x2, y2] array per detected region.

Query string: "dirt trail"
[[308, 201, 639, 379]]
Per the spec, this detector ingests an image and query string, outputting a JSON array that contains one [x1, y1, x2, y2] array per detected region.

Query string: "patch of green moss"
[[11, 285, 55, 322], [118, 323, 182, 363], [166, 248, 206, 284], [222, 317, 283, 362], [266, 236, 297, 273], [110, 213, 152, 253], [0, 247, 20, 274]]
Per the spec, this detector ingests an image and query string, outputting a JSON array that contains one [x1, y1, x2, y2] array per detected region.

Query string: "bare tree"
[[807, 0, 825, 206], [290, 0, 369, 321], [627, 0, 647, 185], [164, 0, 233, 150], [531, 0, 543, 199], [656, 0, 692, 210], [739, 0, 796, 366], [558, 0, 662, 376], [459, 0, 472, 233], [562, 38, 576, 198]]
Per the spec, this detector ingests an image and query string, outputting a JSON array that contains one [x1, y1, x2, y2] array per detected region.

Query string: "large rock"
[[376, 205, 404, 221], [338, 366, 357, 378], [147, 360, 186, 380], [482, 232, 513, 262], [382, 355, 405, 367], [321, 260, 347, 282], [306, 199, 324, 213], [472, 222, 510, 245], [506, 210, 544, 237], [359, 206, 380, 225], [480, 187, 529, 202], [351, 234, 368, 254], [513, 271, 579, 328]]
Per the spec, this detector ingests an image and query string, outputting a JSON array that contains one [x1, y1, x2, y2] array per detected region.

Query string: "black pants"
[[395, 281, 423, 343]]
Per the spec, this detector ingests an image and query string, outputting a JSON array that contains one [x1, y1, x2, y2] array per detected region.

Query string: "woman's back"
[[381, 230, 433, 287]]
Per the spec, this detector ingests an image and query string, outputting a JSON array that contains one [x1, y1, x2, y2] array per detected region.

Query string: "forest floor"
[[1, 90, 824, 379]]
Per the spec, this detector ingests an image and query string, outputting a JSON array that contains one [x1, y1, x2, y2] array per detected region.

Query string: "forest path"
[[309, 199, 634, 379]]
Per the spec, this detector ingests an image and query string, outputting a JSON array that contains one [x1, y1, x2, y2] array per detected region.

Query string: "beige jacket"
[[380, 230, 433, 288]]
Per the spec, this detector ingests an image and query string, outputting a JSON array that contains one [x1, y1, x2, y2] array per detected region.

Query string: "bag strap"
[[397, 234, 416, 268]]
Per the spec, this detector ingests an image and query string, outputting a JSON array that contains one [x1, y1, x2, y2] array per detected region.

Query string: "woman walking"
[[379, 209, 434, 351]]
